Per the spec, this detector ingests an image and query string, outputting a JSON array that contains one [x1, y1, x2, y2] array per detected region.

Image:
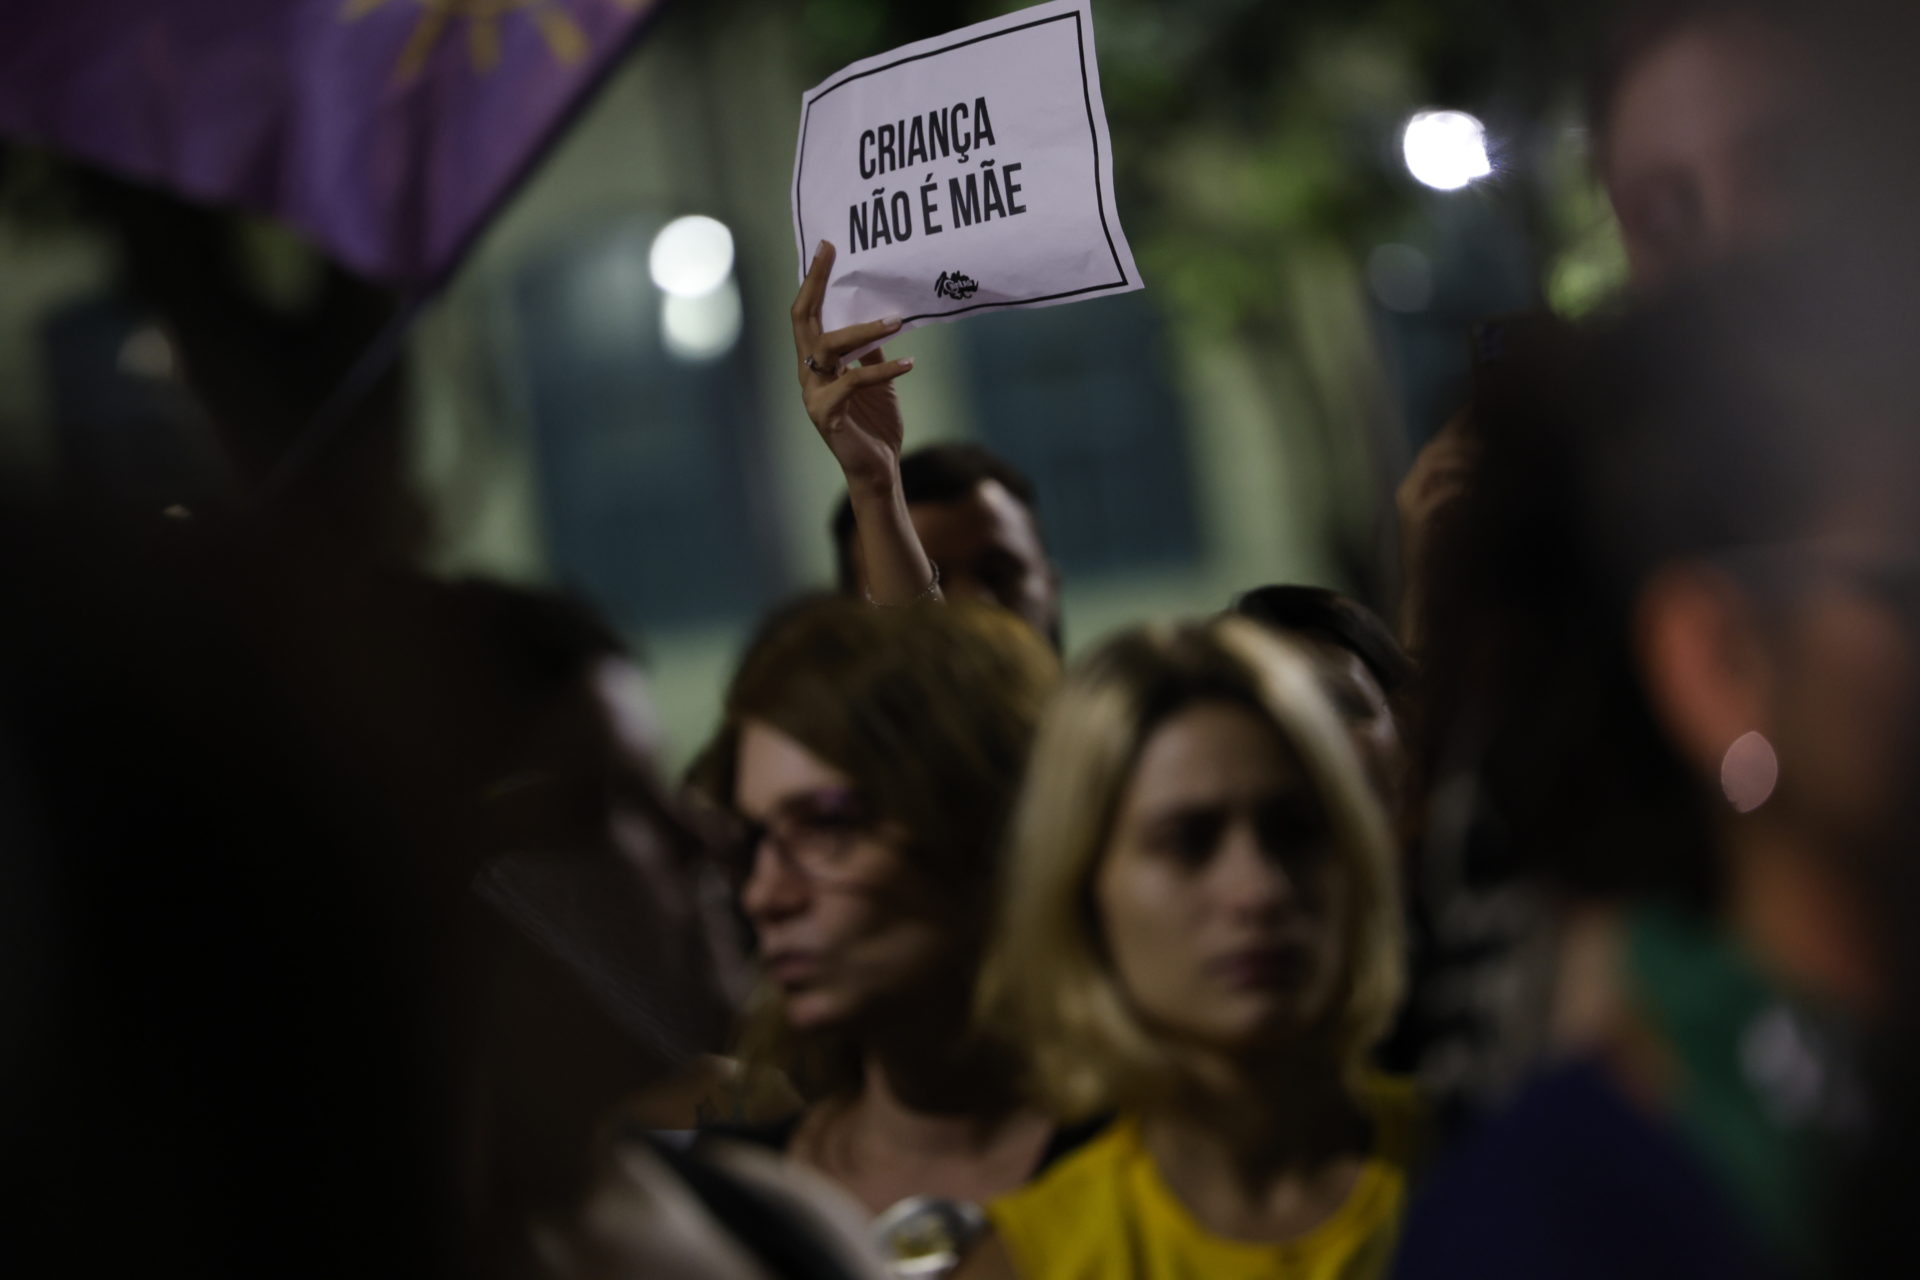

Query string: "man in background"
[[829, 442, 1062, 652]]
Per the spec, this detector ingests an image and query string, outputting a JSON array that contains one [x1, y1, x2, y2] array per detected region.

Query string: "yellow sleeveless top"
[[986, 1077, 1424, 1280]]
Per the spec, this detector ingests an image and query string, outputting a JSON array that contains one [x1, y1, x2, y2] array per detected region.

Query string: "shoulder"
[[1360, 1073, 1434, 1170], [550, 1135, 891, 1280], [1390, 1060, 1771, 1280], [657, 1136, 896, 1279], [952, 1231, 1021, 1280], [988, 1117, 1140, 1277], [995, 1115, 1135, 1217], [1033, 1113, 1115, 1176]]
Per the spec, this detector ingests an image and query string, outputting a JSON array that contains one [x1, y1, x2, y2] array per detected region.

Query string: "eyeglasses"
[[717, 787, 880, 889], [1711, 538, 1920, 621]]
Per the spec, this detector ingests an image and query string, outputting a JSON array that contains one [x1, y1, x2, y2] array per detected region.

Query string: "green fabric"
[[1624, 903, 1820, 1269]]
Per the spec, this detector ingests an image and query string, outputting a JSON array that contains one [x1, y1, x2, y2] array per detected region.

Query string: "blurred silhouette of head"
[[0, 514, 751, 1279], [1424, 243, 1920, 1012], [0, 507, 448, 1278], [1594, 0, 1920, 288], [1230, 585, 1413, 813]]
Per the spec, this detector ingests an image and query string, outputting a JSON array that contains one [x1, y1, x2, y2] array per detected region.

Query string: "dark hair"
[[829, 442, 1042, 592], [688, 595, 1058, 1098], [690, 595, 1057, 900], [1421, 247, 1920, 908], [0, 508, 449, 1277], [1228, 585, 1413, 699], [442, 579, 629, 698]]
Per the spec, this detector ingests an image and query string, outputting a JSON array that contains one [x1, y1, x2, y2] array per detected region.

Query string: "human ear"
[[1634, 564, 1775, 793]]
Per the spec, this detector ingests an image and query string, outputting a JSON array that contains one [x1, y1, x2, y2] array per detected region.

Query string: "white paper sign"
[[791, 0, 1142, 338]]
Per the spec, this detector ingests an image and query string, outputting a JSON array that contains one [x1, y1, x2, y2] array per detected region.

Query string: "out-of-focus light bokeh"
[[1721, 729, 1781, 814], [1367, 243, 1434, 313], [1402, 109, 1492, 191], [116, 325, 176, 380], [648, 214, 735, 299], [661, 277, 743, 362]]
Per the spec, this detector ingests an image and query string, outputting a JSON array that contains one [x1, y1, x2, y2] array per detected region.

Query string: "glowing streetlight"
[[1402, 110, 1492, 192]]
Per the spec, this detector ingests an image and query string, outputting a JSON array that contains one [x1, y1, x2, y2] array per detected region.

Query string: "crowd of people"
[[9, 0, 1920, 1277]]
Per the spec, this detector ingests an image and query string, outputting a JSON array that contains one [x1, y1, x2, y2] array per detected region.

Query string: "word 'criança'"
[[859, 98, 999, 180]]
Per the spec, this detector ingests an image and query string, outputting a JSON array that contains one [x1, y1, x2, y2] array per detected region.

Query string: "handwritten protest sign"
[[791, 0, 1142, 339]]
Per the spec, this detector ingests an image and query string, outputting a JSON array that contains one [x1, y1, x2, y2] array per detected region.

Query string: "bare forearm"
[[847, 472, 940, 605]]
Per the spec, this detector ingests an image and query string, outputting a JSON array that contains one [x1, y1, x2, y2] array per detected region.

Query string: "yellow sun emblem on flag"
[[342, 0, 639, 82]]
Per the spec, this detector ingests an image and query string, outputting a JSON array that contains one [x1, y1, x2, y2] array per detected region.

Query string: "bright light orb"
[[1402, 110, 1493, 192], [662, 277, 743, 362], [649, 215, 736, 298]]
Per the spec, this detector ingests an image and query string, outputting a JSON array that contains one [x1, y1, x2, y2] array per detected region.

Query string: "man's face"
[[857, 478, 1061, 648], [1295, 638, 1406, 819], [1604, 16, 1825, 288]]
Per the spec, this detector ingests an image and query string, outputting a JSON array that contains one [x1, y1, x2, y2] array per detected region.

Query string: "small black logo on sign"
[[934, 271, 979, 300]]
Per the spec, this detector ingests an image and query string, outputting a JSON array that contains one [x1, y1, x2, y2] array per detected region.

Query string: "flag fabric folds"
[[0, 0, 664, 286]]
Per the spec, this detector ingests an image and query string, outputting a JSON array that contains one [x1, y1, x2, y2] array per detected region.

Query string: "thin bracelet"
[[865, 563, 940, 607]]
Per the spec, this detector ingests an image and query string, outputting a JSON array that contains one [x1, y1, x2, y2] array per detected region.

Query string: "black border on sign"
[[793, 8, 1129, 325]]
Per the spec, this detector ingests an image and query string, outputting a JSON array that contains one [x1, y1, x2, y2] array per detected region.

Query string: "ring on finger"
[[803, 354, 835, 376]]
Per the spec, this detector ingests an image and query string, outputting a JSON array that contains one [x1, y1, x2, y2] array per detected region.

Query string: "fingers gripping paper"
[[791, 0, 1142, 338]]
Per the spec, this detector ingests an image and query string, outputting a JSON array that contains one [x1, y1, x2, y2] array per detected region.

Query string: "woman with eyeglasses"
[[687, 594, 1090, 1271]]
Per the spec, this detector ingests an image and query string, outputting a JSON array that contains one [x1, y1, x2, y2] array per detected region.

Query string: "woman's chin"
[[781, 986, 855, 1032], [1164, 1002, 1330, 1061]]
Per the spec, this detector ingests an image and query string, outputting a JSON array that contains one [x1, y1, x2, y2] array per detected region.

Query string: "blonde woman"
[[691, 596, 1105, 1268], [958, 619, 1423, 1280]]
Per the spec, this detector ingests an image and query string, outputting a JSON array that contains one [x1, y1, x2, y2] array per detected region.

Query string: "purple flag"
[[0, 0, 665, 287]]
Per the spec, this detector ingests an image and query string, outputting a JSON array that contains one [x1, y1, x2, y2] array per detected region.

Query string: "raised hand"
[[1396, 412, 1479, 654], [790, 241, 917, 495]]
